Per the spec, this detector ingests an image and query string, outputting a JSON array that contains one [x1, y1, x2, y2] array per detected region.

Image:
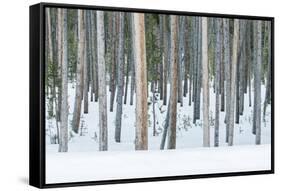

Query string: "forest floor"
[[45, 80, 271, 183]]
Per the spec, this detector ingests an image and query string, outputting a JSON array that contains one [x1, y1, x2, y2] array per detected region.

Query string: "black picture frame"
[[29, 2, 275, 189]]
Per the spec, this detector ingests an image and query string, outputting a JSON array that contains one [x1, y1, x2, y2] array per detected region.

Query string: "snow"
[[46, 144, 271, 183], [45, 79, 271, 183]]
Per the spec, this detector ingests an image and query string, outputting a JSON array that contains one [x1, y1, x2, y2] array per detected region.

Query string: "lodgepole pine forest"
[[45, 8, 272, 153]]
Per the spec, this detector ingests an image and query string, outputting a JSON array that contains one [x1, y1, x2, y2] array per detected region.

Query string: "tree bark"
[[228, 19, 239, 146], [214, 18, 221, 147], [254, 21, 262, 145], [167, 16, 178, 150], [263, 22, 271, 118], [133, 13, 148, 150], [59, 9, 68, 152], [97, 11, 108, 151], [115, 12, 125, 143], [109, 13, 117, 111], [72, 9, 85, 134], [223, 19, 231, 143], [163, 16, 168, 106], [83, 11, 89, 114], [202, 17, 210, 147]]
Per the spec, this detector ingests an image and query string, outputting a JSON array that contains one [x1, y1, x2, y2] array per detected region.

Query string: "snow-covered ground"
[[45, 80, 271, 183], [46, 144, 271, 183]]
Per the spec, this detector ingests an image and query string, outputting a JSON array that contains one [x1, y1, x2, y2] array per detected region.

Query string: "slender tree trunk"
[[183, 17, 189, 98], [195, 17, 202, 121], [152, 84, 156, 136], [56, 8, 62, 122], [160, 101, 170, 149], [110, 13, 117, 111], [46, 8, 54, 117], [97, 11, 108, 151], [59, 9, 68, 152], [263, 22, 271, 118], [159, 15, 164, 100], [247, 22, 252, 107], [177, 16, 184, 107], [124, 23, 130, 105], [83, 11, 89, 114], [133, 13, 148, 150], [202, 17, 210, 147], [228, 19, 239, 146], [214, 19, 221, 147], [223, 19, 231, 143], [167, 15, 178, 150], [220, 23, 225, 112], [163, 16, 168, 106], [72, 9, 85, 133], [93, 12, 99, 102], [254, 21, 262, 145], [115, 12, 125, 143]]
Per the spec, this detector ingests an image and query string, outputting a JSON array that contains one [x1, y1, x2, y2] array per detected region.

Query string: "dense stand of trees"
[[45, 8, 272, 152]]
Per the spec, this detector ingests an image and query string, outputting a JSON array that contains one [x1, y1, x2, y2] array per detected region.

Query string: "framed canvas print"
[[29, 2, 274, 188]]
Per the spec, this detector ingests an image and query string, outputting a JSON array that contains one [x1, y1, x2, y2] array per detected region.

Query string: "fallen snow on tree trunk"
[[46, 144, 271, 183]]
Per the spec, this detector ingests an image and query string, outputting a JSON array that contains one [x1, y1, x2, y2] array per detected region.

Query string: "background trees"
[[45, 8, 272, 152]]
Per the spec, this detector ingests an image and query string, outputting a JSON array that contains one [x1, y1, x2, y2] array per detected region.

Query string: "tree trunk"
[[223, 19, 231, 143], [97, 11, 108, 151], [56, 8, 62, 122], [160, 101, 170, 149], [110, 13, 117, 111], [115, 12, 125, 143], [254, 21, 262, 145], [263, 22, 271, 118], [228, 19, 239, 146], [177, 16, 184, 107], [59, 9, 68, 152], [133, 13, 148, 150], [167, 15, 178, 150], [93, 12, 99, 102], [163, 16, 168, 106], [202, 17, 210, 147], [72, 9, 85, 134], [83, 11, 89, 114], [46, 8, 54, 117], [214, 19, 221, 147]]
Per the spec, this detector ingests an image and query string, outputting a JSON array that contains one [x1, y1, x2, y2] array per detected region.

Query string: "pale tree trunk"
[[223, 18, 231, 143], [228, 19, 239, 146], [46, 8, 54, 116], [214, 19, 221, 147], [59, 9, 68, 152], [93, 12, 99, 102], [167, 15, 178, 150], [254, 21, 262, 145], [160, 101, 170, 149], [56, 8, 62, 122], [72, 10, 85, 133], [83, 11, 89, 114], [263, 22, 271, 118], [97, 11, 108, 151], [177, 16, 184, 107], [133, 13, 148, 150], [115, 12, 125, 143], [202, 17, 210, 147], [110, 13, 117, 111]]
